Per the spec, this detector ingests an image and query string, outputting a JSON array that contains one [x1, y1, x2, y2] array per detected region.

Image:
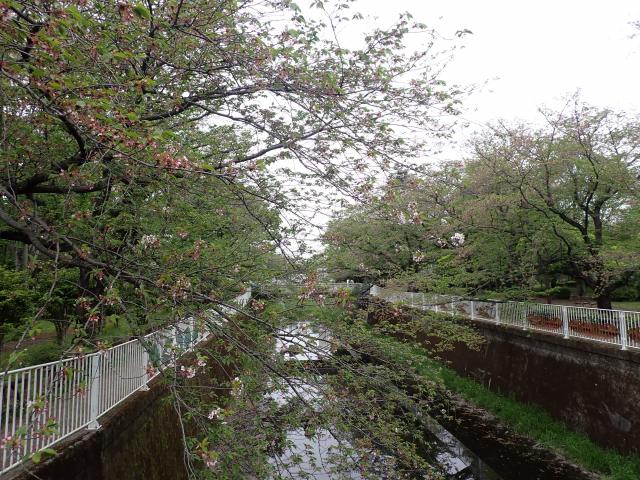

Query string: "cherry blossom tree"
[[0, 0, 472, 476]]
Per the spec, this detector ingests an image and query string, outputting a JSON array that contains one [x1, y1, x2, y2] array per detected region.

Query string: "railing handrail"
[[371, 287, 639, 317], [369, 286, 639, 352], [0, 289, 251, 474], [0, 351, 101, 377]]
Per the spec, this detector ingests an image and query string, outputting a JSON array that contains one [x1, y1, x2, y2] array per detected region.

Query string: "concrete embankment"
[[431, 319, 640, 455]]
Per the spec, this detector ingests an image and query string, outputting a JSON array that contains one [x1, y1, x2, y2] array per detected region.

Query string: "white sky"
[[286, 0, 640, 253], [352, 0, 640, 131]]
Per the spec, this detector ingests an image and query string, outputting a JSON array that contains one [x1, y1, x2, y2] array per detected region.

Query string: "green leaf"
[[29, 447, 57, 464], [66, 6, 85, 23], [133, 4, 151, 19]]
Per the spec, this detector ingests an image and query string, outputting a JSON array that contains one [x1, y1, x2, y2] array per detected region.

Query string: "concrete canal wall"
[[7, 338, 235, 480], [436, 320, 640, 454]]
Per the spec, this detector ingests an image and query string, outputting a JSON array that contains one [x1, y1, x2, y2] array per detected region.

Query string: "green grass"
[[34, 320, 57, 334], [613, 301, 640, 312], [0, 317, 154, 370], [409, 349, 640, 480]]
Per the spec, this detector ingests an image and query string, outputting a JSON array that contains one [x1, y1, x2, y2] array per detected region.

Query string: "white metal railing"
[[0, 290, 250, 474], [370, 288, 640, 351]]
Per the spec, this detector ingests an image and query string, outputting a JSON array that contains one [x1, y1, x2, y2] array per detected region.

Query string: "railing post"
[[562, 306, 569, 339], [87, 353, 102, 430], [140, 343, 150, 391], [495, 302, 500, 325], [620, 311, 628, 350], [522, 303, 528, 330], [470, 301, 475, 320]]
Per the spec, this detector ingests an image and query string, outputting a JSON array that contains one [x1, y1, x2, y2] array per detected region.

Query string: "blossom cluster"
[[140, 234, 160, 249], [450, 232, 465, 247], [200, 451, 218, 470], [297, 275, 326, 305], [207, 407, 224, 420], [178, 355, 208, 379], [230, 376, 244, 397], [395, 203, 422, 225]]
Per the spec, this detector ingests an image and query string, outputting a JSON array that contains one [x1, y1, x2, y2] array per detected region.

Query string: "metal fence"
[[371, 288, 640, 351], [0, 291, 250, 474]]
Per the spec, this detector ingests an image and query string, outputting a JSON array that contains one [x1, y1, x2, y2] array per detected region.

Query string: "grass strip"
[[409, 346, 640, 480]]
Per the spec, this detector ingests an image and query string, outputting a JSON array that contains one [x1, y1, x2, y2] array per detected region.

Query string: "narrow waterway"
[[267, 322, 503, 480]]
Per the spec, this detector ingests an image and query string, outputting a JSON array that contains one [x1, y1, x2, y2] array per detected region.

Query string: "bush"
[[0, 266, 39, 348], [479, 288, 533, 301], [545, 286, 572, 300], [611, 285, 639, 301], [24, 342, 65, 366]]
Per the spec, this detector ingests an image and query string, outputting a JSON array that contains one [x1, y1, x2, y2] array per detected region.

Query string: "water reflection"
[[268, 322, 502, 480]]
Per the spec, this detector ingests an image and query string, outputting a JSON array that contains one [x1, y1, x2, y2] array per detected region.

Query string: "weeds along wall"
[[430, 320, 640, 454]]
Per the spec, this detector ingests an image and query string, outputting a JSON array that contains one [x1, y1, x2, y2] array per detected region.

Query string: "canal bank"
[[5, 336, 238, 480], [363, 295, 640, 479]]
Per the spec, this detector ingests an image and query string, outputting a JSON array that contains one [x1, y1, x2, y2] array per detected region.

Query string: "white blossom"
[[450, 232, 465, 247], [179, 366, 196, 378], [208, 407, 223, 420], [140, 234, 160, 249]]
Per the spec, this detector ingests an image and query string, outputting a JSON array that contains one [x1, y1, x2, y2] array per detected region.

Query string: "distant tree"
[[0, 266, 37, 351], [322, 174, 465, 288], [323, 101, 640, 306], [467, 100, 640, 307]]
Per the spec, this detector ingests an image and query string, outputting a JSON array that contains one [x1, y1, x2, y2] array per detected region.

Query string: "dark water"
[[268, 323, 503, 480], [421, 414, 501, 480]]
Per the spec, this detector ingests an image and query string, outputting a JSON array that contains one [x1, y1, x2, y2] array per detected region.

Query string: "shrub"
[[545, 286, 572, 300], [24, 343, 65, 366], [0, 266, 39, 349], [611, 286, 639, 301]]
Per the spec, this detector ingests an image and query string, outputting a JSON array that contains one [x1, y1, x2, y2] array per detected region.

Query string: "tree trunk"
[[53, 320, 67, 345], [21, 244, 28, 269], [596, 293, 612, 310]]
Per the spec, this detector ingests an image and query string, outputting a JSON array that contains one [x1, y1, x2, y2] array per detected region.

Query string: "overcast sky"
[[289, 1, 640, 252], [348, 0, 640, 136]]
